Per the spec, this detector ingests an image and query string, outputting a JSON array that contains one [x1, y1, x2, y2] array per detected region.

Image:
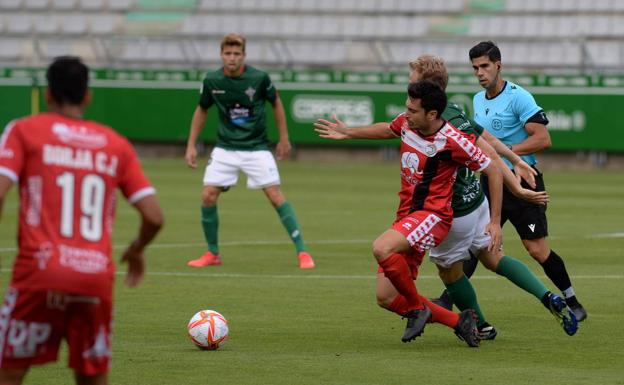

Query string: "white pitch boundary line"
[[0, 239, 372, 253], [0, 231, 623, 253], [0, 268, 621, 280]]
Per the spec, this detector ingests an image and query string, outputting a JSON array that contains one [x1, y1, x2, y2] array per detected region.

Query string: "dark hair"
[[46, 56, 89, 105], [407, 80, 447, 119], [469, 41, 501, 62]]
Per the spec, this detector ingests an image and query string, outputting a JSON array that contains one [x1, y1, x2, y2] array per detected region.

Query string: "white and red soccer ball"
[[187, 310, 229, 350]]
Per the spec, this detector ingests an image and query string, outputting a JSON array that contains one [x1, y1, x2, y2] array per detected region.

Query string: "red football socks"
[[378, 253, 423, 311], [420, 296, 460, 328]]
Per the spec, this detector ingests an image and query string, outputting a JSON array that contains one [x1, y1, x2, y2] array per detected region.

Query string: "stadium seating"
[[0, 0, 623, 71]]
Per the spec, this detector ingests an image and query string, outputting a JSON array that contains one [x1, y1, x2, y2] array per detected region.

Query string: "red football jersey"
[[389, 113, 491, 221], [0, 112, 155, 300]]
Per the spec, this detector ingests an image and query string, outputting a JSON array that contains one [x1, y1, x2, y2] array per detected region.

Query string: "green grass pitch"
[[1, 157, 623, 385]]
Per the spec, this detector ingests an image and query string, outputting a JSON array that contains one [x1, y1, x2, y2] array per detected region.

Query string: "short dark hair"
[[46, 56, 89, 105], [469, 41, 501, 62], [407, 80, 447, 119]]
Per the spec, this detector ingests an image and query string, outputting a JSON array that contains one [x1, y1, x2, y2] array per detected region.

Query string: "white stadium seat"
[[0, 0, 22, 10]]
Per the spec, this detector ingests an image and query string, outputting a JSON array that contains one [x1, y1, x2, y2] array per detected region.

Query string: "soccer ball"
[[187, 310, 229, 350]]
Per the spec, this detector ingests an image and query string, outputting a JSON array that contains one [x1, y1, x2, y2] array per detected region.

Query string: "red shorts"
[[376, 211, 452, 279], [0, 287, 112, 376], [392, 210, 451, 253]]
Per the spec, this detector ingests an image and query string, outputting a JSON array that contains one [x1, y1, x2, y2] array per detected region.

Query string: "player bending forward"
[[316, 81, 504, 347]]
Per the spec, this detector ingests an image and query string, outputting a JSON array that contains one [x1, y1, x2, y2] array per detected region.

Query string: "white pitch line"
[[0, 231, 622, 254], [0, 239, 372, 253], [135, 272, 624, 280], [0, 269, 621, 280], [111, 238, 373, 250]]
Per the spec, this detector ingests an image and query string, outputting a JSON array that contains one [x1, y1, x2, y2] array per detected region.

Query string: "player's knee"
[[264, 186, 285, 207], [477, 249, 502, 271], [371, 239, 392, 261], [375, 292, 393, 309], [525, 243, 549, 262], [437, 264, 462, 284], [482, 261, 497, 272], [479, 256, 498, 271], [201, 188, 219, 206]]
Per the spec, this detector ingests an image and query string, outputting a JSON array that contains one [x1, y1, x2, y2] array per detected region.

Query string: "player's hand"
[[185, 146, 198, 169], [314, 114, 349, 140], [120, 240, 146, 288], [514, 188, 549, 205], [513, 160, 536, 189], [275, 139, 292, 160], [485, 222, 502, 253]]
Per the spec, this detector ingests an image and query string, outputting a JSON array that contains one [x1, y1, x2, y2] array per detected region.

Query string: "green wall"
[[1, 69, 623, 151]]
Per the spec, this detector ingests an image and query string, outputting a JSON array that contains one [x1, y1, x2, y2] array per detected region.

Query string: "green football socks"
[[495, 255, 549, 300], [276, 202, 306, 253], [446, 274, 488, 326], [201, 205, 219, 255]]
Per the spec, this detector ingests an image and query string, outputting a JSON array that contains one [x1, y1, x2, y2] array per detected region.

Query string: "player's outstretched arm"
[[476, 136, 546, 205], [481, 161, 503, 253], [271, 95, 292, 160], [513, 187, 549, 205], [476, 138, 503, 252], [0, 175, 13, 220], [121, 195, 164, 288], [314, 115, 395, 140], [511, 160, 537, 189], [494, 156, 547, 205], [185, 106, 208, 169]]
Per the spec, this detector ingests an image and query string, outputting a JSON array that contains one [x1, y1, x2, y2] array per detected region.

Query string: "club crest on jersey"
[[52, 123, 107, 149], [424, 144, 437, 156], [245, 86, 256, 101], [401, 152, 423, 185], [492, 119, 503, 131]]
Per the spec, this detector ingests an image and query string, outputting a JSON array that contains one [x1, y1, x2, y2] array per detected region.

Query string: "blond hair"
[[220, 33, 246, 52], [408, 55, 448, 90]]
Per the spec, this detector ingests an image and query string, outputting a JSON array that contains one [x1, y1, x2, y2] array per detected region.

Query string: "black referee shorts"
[[480, 167, 548, 240]]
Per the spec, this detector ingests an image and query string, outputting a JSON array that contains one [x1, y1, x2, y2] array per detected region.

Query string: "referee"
[[468, 41, 587, 322]]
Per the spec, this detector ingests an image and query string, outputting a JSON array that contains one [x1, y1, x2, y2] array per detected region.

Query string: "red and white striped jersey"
[[388, 113, 490, 221], [0, 112, 155, 300]]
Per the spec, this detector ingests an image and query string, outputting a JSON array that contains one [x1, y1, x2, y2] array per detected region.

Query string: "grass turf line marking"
[[0, 268, 622, 280], [1, 231, 623, 253]]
